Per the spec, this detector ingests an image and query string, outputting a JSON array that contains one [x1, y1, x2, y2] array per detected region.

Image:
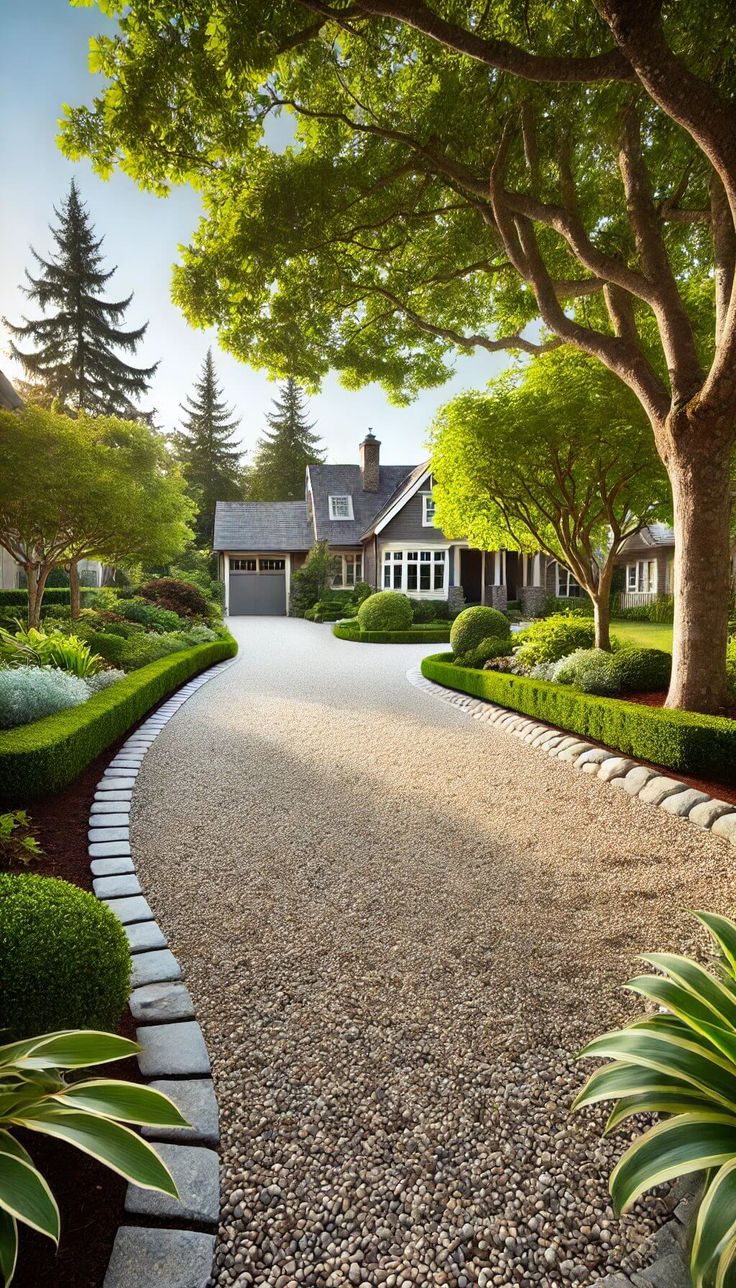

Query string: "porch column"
[[224, 553, 230, 617]]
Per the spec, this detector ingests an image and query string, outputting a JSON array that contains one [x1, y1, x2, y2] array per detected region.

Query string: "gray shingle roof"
[[307, 463, 416, 545], [620, 522, 675, 553], [213, 501, 314, 552], [0, 370, 22, 411]]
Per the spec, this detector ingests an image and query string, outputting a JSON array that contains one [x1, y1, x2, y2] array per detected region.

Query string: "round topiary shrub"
[[0, 874, 131, 1039], [609, 647, 672, 693], [357, 590, 413, 632], [450, 605, 511, 657]]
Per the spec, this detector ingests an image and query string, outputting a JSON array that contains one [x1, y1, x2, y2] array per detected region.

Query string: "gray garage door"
[[229, 559, 286, 615]]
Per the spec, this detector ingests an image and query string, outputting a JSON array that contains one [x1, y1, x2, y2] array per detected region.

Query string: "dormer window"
[[329, 495, 354, 520]]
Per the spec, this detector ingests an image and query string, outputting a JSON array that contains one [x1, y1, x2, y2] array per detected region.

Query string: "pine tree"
[[247, 379, 325, 501], [173, 348, 245, 547], [5, 180, 157, 419]]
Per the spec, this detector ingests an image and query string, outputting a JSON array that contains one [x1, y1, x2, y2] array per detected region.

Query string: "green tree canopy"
[[5, 180, 157, 419], [173, 348, 245, 547], [0, 407, 193, 626], [430, 350, 670, 648], [60, 1, 736, 710], [247, 379, 324, 501]]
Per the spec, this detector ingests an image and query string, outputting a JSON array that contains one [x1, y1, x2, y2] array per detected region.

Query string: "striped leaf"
[[18, 1108, 179, 1196], [16, 1032, 139, 1071], [642, 952, 736, 1028], [0, 1209, 17, 1288], [604, 1091, 719, 1134], [573, 1058, 698, 1112], [696, 912, 736, 978], [580, 1027, 736, 1112], [691, 1157, 736, 1286], [56, 1080, 188, 1128], [610, 1113, 736, 1214], [0, 1141, 59, 1242], [627, 977, 736, 1064]]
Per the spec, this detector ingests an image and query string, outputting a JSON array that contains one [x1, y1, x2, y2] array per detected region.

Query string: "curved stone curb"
[[409, 664, 705, 1287], [407, 667, 736, 849], [86, 655, 237, 1288]]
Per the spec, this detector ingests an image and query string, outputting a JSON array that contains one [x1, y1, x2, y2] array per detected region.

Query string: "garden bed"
[[0, 636, 237, 801], [421, 652, 736, 786], [333, 622, 451, 644]]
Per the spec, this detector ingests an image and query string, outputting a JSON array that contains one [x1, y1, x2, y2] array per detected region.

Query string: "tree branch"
[[369, 283, 560, 354]]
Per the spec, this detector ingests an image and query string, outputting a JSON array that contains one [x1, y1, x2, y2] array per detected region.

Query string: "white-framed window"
[[382, 547, 447, 595], [329, 495, 354, 521], [231, 558, 257, 572], [627, 559, 657, 593], [422, 493, 437, 526], [332, 553, 363, 587], [259, 558, 286, 572], [556, 564, 581, 598]]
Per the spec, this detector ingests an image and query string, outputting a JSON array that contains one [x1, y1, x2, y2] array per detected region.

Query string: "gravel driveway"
[[132, 618, 733, 1287]]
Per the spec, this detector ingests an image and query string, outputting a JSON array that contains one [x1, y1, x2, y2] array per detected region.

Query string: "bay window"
[[383, 547, 447, 595]]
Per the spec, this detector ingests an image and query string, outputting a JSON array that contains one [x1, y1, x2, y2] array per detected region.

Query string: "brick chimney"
[[359, 429, 381, 492]]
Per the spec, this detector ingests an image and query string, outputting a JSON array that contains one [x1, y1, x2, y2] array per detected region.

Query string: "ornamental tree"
[[430, 350, 670, 649], [0, 408, 193, 625], [61, 0, 736, 711]]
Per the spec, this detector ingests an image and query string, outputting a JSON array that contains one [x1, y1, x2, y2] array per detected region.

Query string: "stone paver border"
[[407, 666, 736, 848], [408, 664, 709, 1286], [84, 656, 236, 1288]]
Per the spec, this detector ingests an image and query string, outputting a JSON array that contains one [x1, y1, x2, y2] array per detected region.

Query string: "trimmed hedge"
[[0, 636, 237, 802], [0, 587, 94, 608], [334, 622, 451, 644], [420, 652, 736, 784]]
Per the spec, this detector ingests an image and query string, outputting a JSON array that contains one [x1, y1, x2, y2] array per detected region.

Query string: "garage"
[[229, 557, 287, 616]]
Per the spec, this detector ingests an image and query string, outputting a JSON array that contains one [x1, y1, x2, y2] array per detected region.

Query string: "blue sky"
[[0, 1, 511, 464]]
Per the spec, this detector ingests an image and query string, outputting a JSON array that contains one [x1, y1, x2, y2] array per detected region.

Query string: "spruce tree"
[[5, 180, 157, 419], [174, 348, 245, 547], [247, 379, 325, 501]]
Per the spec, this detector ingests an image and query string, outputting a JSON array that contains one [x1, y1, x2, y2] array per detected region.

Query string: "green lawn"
[[610, 620, 673, 652]]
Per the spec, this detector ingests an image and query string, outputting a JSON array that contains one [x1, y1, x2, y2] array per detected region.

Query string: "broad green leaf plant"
[[574, 911, 736, 1287], [0, 1029, 188, 1286], [0, 622, 103, 678]]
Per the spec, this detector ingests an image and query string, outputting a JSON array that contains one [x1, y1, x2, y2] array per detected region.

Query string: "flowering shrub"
[[0, 666, 90, 729], [140, 577, 211, 619]]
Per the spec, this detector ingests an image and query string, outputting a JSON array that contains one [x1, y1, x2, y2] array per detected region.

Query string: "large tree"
[[173, 348, 245, 547], [0, 407, 193, 627], [431, 350, 670, 649], [247, 379, 324, 501], [61, 1, 736, 711], [5, 180, 157, 420]]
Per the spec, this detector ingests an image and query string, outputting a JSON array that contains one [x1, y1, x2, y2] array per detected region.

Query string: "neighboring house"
[[0, 367, 105, 591], [212, 430, 551, 615], [613, 524, 675, 609], [214, 431, 549, 617]]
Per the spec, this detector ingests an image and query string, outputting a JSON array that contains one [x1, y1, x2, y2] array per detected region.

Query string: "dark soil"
[[7, 735, 142, 1288], [624, 690, 736, 805]]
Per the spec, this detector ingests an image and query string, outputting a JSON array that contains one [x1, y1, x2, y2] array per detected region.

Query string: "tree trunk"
[[69, 559, 80, 620], [592, 593, 611, 651], [26, 564, 49, 630], [666, 431, 733, 713]]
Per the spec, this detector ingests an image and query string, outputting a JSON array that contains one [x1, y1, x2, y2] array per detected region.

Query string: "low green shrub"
[[552, 648, 620, 695], [351, 580, 373, 606], [455, 637, 514, 669], [609, 647, 671, 692], [450, 605, 510, 657], [333, 622, 451, 643], [0, 587, 94, 609], [0, 873, 131, 1037], [515, 613, 595, 666], [116, 633, 189, 670], [0, 637, 237, 800], [0, 623, 104, 676], [420, 653, 736, 783], [358, 590, 413, 631], [611, 595, 675, 623], [0, 666, 90, 729], [140, 576, 211, 618], [649, 596, 675, 623], [542, 596, 594, 617], [120, 598, 185, 633]]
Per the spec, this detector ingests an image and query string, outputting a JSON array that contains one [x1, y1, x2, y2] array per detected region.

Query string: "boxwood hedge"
[[0, 636, 237, 802], [420, 652, 736, 784], [334, 622, 451, 644], [0, 587, 94, 608]]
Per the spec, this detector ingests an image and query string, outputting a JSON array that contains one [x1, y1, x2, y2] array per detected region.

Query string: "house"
[[613, 524, 675, 609], [214, 432, 550, 617]]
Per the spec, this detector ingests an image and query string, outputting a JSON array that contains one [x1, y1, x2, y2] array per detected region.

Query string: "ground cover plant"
[[333, 621, 452, 644], [0, 1029, 187, 1288], [574, 911, 736, 1288], [0, 812, 42, 870]]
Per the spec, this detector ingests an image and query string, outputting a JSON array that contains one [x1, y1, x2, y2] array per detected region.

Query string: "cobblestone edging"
[[407, 667, 736, 848], [87, 656, 236, 1288], [409, 665, 709, 1287]]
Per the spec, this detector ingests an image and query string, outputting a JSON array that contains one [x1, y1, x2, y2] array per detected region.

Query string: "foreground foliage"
[[0, 1029, 187, 1287], [574, 911, 736, 1288]]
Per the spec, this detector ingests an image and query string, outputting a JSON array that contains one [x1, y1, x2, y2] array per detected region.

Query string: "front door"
[[459, 548, 482, 604]]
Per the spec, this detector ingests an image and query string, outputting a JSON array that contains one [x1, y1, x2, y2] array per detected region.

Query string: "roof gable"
[[306, 462, 417, 544]]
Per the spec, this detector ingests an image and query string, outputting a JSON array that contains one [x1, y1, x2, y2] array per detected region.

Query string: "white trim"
[[481, 550, 486, 605], [421, 492, 436, 527], [555, 563, 582, 598], [328, 494, 354, 521], [332, 551, 363, 589], [379, 541, 449, 598], [373, 464, 432, 535], [626, 558, 658, 595], [224, 553, 230, 616], [285, 553, 291, 608]]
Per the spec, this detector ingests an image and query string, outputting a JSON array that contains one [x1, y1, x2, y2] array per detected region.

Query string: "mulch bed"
[[8, 734, 143, 1288], [624, 690, 736, 806]]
